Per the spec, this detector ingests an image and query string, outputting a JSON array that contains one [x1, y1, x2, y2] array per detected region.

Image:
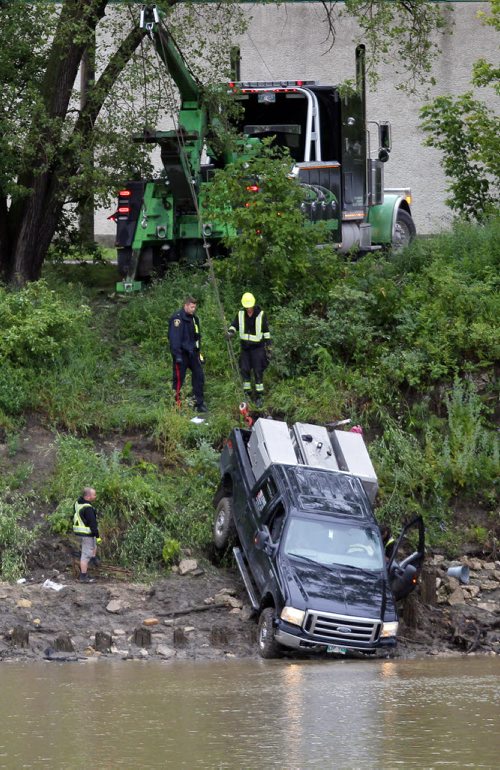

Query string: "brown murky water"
[[0, 656, 498, 769]]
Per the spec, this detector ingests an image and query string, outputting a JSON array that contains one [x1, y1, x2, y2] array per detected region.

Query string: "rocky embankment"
[[1, 555, 498, 662]]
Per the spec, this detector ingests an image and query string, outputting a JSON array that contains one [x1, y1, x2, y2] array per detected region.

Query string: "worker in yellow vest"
[[73, 487, 100, 583], [226, 293, 271, 408]]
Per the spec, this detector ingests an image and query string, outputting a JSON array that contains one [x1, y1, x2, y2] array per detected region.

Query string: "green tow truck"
[[113, 4, 416, 291]]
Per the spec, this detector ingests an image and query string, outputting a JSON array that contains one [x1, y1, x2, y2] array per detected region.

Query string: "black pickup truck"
[[213, 419, 424, 658]]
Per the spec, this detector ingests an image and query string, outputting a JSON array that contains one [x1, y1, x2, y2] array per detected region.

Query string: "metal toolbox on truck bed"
[[329, 429, 379, 504], [291, 422, 339, 471], [247, 418, 298, 480]]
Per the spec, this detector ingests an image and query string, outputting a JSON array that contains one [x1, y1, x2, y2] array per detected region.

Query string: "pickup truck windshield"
[[284, 516, 384, 571]]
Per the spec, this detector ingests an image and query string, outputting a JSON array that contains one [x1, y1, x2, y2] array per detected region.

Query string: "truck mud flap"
[[233, 547, 259, 611]]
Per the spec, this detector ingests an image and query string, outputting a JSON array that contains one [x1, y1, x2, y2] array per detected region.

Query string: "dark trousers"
[[240, 346, 267, 392], [172, 352, 204, 406]]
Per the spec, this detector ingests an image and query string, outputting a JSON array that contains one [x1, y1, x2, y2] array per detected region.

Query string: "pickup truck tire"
[[213, 497, 236, 551], [257, 607, 282, 659]]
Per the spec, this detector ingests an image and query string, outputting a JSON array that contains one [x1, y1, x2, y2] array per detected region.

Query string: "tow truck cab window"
[[253, 476, 278, 517]]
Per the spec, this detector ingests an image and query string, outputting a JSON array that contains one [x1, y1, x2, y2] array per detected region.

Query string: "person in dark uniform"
[[226, 292, 271, 408], [169, 296, 207, 413]]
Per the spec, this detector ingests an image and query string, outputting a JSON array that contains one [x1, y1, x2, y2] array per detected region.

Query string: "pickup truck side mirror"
[[389, 562, 418, 601]]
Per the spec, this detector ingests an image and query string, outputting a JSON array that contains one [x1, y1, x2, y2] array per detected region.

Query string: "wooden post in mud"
[[402, 592, 418, 629], [420, 567, 437, 605], [133, 627, 152, 647], [95, 632, 112, 653], [11, 626, 29, 647]]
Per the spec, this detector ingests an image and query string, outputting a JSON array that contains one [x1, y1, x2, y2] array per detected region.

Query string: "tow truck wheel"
[[257, 607, 282, 659], [392, 209, 416, 251], [213, 497, 236, 551]]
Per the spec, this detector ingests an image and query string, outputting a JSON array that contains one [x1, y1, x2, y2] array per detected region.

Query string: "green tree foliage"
[[205, 141, 335, 302], [420, 2, 500, 221], [0, 0, 247, 285]]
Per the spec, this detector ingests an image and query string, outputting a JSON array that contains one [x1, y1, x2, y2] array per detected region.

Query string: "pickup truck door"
[[245, 476, 279, 591], [388, 515, 425, 601], [252, 500, 286, 600]]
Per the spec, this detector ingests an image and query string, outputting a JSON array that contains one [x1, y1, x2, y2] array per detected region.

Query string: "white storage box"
[[247, 418, 298, 480], [291, 422, 339, 471], [329, 430, 379, 504]]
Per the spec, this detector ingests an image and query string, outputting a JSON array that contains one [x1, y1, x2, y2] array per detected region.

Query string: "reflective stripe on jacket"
[[230, 309, 271, 344], [73, 501, 93, 535]]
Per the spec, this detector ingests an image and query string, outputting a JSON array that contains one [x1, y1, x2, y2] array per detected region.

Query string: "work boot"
[[196, 403, 208, 413], [79, 573, 94, 583]]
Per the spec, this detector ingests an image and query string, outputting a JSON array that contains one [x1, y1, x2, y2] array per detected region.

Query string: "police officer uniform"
[[169, 305, 206, 411]]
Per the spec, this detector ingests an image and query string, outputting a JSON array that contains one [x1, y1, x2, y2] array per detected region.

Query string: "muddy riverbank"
[[1, 548, 498, 662]]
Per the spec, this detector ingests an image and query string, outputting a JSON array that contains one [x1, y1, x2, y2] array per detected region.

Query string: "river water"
[[0, 656, 498, 769]]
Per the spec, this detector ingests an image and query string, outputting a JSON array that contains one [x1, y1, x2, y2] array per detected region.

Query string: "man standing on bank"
[[169, 296, 207, 413], [73, 487, 100, 583], [226, 292, 271, 408]]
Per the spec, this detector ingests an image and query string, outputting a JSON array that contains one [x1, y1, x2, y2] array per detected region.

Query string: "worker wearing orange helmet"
[[226, 293, 271, 408]]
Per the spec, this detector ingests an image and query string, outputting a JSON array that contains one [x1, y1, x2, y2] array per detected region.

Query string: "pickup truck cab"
[[213, 419, 424, 658]]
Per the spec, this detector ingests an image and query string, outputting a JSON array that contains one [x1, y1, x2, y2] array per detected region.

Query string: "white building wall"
[[95, 2, 499, 238]]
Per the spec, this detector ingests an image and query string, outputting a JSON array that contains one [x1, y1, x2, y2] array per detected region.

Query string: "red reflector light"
[[118, 206, 130, 214], [118, 190, 131, 197], [246, 185, 260, 192], [296, 80, 304, 86]]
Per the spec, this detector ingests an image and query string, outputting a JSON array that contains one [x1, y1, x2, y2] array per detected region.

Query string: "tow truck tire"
[[392, 209, 416, 251], [213, 497, 236, 551], [257, 607, 282, 659]]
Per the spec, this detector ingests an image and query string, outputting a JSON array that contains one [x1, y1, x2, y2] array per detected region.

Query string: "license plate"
[[327, 645, 347, 654]]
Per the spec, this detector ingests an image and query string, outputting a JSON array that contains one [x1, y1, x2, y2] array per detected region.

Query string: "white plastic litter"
[[190, 416, 205, 424], [42, 579, 65, 592], [16, 578, 27, 584]]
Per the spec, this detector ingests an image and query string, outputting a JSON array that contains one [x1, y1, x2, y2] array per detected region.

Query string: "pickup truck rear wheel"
[[258, 607, 282, 659], [213, 497, 236, 551]]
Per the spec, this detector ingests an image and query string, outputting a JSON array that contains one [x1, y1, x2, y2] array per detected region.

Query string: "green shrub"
[[162, 538, 181, 566], [119, 518, 165, 571], [441, 379, 499, 495], [0, 496, 38, 580], [0, 280, 90, 368]]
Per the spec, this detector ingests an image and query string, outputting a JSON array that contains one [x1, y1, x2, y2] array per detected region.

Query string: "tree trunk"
[[0, 6, 147, 285]]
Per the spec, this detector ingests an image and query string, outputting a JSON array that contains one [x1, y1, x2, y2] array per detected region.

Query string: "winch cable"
[[150, 21, 243, 391]]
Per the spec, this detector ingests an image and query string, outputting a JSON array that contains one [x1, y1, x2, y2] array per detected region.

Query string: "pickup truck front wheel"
[[258, 607, 282, 659], [213, 497, 236, 551]]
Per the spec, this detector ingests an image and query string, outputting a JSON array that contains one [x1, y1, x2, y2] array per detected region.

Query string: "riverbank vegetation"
[[0, 218, 498, 579]]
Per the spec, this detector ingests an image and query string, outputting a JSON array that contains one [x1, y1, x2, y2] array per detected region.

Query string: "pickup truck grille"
[[304, 611, 381, 645]]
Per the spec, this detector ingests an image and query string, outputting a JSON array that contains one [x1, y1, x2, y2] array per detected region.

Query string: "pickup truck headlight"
[[380, 621, 399, 638], [280, 606, 305, 627]]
